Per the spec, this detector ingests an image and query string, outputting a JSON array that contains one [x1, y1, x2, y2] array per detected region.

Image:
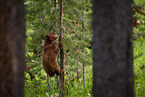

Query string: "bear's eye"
[[46, 35, 49, 38]]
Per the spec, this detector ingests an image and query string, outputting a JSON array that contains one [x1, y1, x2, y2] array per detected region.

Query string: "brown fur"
[[42, 33, 62, 77]]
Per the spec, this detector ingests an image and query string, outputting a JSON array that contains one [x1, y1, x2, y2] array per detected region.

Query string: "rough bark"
[[12, 0, 25, 97], [0, 0, 25, 97], [0, 1, 14, 96], [59, 0, 65, 97], [93, 0, 134, 97]]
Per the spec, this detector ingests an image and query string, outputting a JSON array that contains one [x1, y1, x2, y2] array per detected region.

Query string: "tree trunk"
[[82, 12, 86, 96], [0, 0, 25, 97], [12, 0, 25, 97], [59, 0, 65, 97], [93, 0, 134, 97], [0, 1, 14, 96]]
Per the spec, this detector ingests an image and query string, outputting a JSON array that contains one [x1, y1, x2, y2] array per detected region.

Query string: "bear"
[[42, 33, 63, 77]]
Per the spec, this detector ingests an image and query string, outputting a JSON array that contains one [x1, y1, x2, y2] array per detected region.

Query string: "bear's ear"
[[56, 34, 59, 40]]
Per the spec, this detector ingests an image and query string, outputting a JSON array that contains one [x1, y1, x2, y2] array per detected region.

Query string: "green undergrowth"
[[25, 65, 92, 97], [134, 38, 145, 97]]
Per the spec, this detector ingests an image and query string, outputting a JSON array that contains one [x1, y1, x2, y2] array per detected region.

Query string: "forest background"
[[24, 0, 145, 97]]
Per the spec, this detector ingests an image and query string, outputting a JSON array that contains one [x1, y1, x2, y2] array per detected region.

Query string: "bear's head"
[[44, 33, 58, 43]]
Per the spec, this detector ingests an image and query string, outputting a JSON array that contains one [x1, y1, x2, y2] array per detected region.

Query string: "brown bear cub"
[[42, 33, 63, 77]]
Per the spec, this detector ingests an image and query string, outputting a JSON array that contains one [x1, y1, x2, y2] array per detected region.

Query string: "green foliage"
[[133, 1, 145, 97], [25, 65, 92, 97], [24, 0, 145, 96], [134, 39, 145, 97], [25, 0, 92, 96]]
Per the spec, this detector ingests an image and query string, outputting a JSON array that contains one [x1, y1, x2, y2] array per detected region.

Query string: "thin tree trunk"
[[93, 0, 134, 97], [59, 0, 65, 97], [82, 12, 85, 96], [82, 44, 85, 97]]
